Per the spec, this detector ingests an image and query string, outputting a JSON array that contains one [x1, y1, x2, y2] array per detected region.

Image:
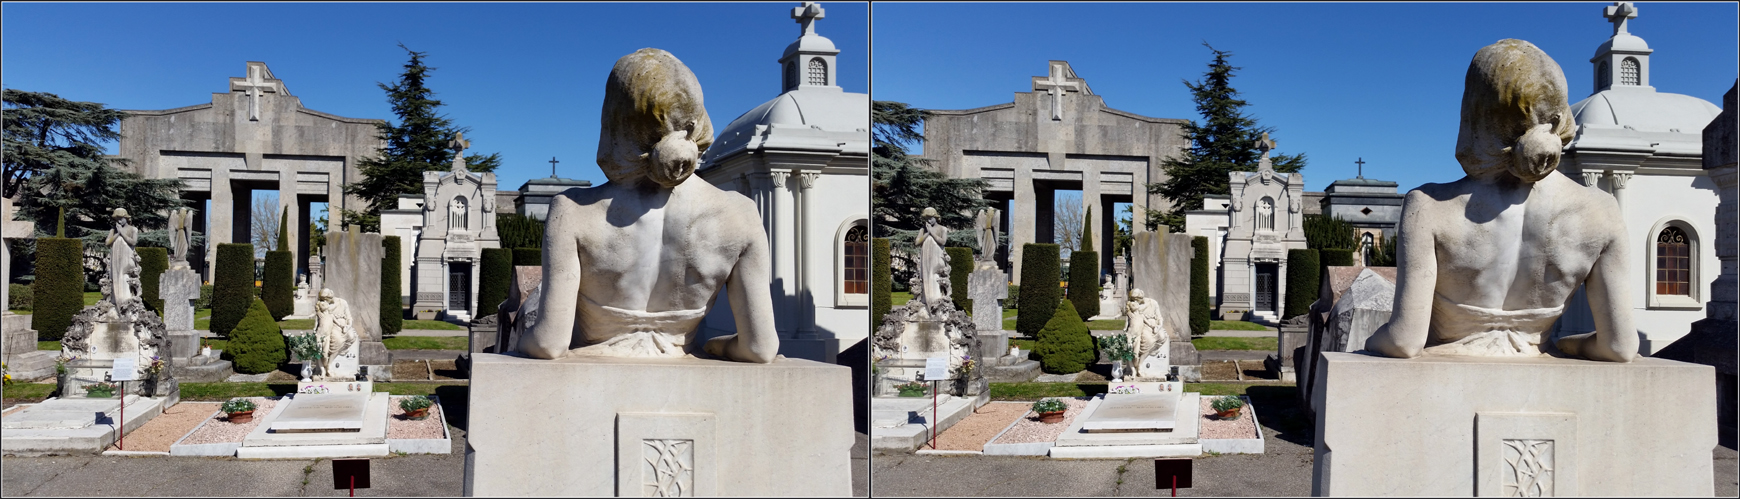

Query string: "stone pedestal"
[[1266, 319, 1307, 383], [324, 228, 390, 373], [1311, 352, 1715, 497], [967, 266, 1006, 333], [159, 268, 199, 333], [2, 313, 54, 380], [464, 354, 852, 497]]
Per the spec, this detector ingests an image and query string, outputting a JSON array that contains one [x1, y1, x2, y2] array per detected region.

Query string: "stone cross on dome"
[[792, 2, 824, 37], [1255, 132, 1278, 172], [448, 133, 471, 174], [229, 62, 285, 122], [1605, 2, 1637, 36], [548, 156, 560, 178], [1033, 62, 1086, 121], [1355, 157, 1366, 178]]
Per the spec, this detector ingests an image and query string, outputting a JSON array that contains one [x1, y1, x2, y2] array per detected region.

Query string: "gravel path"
[[987, 397, 1090, 444], [177, 397, 278, 445], [105, 402, 220, 452], [387, 396, 447, 440], [932, 402, 1030, 451], [1198, 396, 1258, 440]]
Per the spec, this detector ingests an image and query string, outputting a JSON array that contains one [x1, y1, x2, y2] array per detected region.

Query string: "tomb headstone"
[[1080, 390, 1178, 432], [1129, 231, 1200, 381], [1, 197, 54, 380], [323, 226, 389, 376]]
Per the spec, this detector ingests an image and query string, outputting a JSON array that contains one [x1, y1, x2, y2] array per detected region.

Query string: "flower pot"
[[1038, 410, 1067, 424], [300, 363, 313, 382], [403, 407, 430, 420], [1215, 407, 1242, 420], [228, 411, 255, 424], [1110, 360, 1125, 383]]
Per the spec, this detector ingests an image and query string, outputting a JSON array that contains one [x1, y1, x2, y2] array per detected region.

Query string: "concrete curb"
[[1200, 396, 1264, 455], [386, 395, 452, 454]]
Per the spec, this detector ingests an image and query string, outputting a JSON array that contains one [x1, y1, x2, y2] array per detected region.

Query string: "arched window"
[[835, 218, 870, 307], [1256, 197, 1275, 232], [1621, 57, 1640, 86], [1656, 226, 1690, 295], [807, 58, 828, 86], [1597, 60, 1611, 89], [784, 61, 798, 91], [449, 196, 468, 231]]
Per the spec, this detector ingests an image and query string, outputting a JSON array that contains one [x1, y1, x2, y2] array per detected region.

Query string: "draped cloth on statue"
[[1425, 294, 1564, 356], [571, 294, 710, 358]]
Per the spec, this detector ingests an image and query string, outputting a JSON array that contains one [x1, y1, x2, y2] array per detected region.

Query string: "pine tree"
[[871, 101, 989, 287], [1146, 44, 1307, 231], [4, 90, 188, 250], [343, 43, 502, 232]]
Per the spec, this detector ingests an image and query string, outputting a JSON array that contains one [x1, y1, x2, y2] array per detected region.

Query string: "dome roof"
[[783, 34, 837, 60], [1593, 32, 1651, 57], [1572, 88, 1720, 133], [703, 86, 868, 164]]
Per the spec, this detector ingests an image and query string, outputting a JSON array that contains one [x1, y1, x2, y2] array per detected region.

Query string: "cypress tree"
[[31, 237, 83, 341], [211, 243, 255, 336], [1304, 214, 1358, 250], [512, 248, 542, 267], [1016, 243, 1062, 336], [139, 247, 168, 316], [476, 247, 512, 317], [262, 208, 295, 320], [1285, 249, 1320, 320], [872, 238, 893, 326], [946, 246, 973, 312], [223, 297, 287, 374], [1190, 236, 1211, 336], [1033, 299, 1095, 374], [1067, 208, 1099, 320], [381, 235, 402, 336]]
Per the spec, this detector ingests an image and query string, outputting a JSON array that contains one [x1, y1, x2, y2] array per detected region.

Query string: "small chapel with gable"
[[406, 135, 501, 321], [1218, 134, 1308, 323]]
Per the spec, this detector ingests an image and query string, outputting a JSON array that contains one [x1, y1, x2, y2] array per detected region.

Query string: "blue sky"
[[874, 2, 1737, 197], [2, 2, 868, 192]]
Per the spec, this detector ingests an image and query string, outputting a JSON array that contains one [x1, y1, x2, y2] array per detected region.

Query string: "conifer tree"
[[1147, 44, 1307, 231], [871, 101, 989, 287], [344, 43, 501, 232]]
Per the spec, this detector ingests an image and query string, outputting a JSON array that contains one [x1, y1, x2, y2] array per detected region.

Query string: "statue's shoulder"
[[677, 177, 762, 229]]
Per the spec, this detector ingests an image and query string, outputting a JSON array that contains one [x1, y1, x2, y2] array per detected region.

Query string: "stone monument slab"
[[268, 393, 368, 432], [1080, 391, 1179, 432], [0, 396, 137, 430], [968, 266, 1006, 332], [323, 226, 388, 369]]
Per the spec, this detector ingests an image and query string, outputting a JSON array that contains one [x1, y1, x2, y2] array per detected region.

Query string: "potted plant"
[[895, 381, 928, 398], [950, 354, 977, 394], [200, 338, 212, 358], [84, 381, 117, 398], [1211, 395, 1245, 420], [1032, 398, 1068, 424], [1101, 334, 1135, 382], [223, 398, 258, 423], [286, 333, 324, 381], [399, 395, 434, 420]]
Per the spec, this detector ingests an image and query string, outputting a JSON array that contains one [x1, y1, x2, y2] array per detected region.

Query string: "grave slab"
[[1080, 392, 1179, 432], [871, 395, 977, 452], [1, 396, 133, 429], [241, 392, 387, 449], [1054, 393, 1200, 449], [1, 396, 167, 456], [267, 392, 368, 431]]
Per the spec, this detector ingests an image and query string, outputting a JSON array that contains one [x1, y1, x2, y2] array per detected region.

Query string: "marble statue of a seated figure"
[[1364, 39, 1637, 362], [518, 48, 778, 363]]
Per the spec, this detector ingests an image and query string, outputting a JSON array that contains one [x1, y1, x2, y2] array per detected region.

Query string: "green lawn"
[[8, 310, 29, 315], [1002, 309, 1017, 318], [279, 319, 314, 330], [36, 341, 57, 351], [402, 320, 465, 331], [382, 336, 468, 350], [1191, 336, 1278, 351], [1003, 318, 1017, 330], [989, 381, 1282, 401], [84, 292, 101, 306], [892, 291, 912, 305], [1, 383, 55, 400], [1086, 319, 1125, 330], [1210, 320, 1270, 331], [1009, 338, 1035, 352]]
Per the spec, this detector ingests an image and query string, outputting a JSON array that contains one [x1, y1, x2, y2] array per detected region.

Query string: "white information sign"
[[111, 357, 138, 382], [923, 357, 950, 381]]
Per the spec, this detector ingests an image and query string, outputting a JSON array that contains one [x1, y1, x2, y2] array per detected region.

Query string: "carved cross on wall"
[[1033, 63, 1085, 121], [1256, 132, 1277, 157], [792, 2, 825, 36], [230, 63, 281, 122], [1605, 2, 1637, 36]]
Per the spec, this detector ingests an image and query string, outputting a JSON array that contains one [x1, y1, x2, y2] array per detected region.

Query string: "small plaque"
[[331, 458, 371, 490], [110, 358, 138, 381], [1155, 458, 1192, 489], [923, 357, 949, 381]]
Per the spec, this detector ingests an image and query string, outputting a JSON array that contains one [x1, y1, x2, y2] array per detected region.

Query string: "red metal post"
[[117, 381, 125, 451], [930, 380, 938, 450]]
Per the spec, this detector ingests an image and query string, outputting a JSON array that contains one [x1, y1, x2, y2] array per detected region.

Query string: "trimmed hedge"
[[1320, 248, 1354, 269], [872, 238, 892, 326], [381, 235, 402, 336], [222, 297, 287, 375], [1016, 243, 1061, 336], [1067, 249, 1099, 321], [139, 247, 168, 316], [211, 243, 255, 337], [1034, 299, 1095, 374], [477, 247, 512, 318], [8, 283, 30, 310], [946, 246, 973, 312], [512, 248, 542, 267], [32, 238, 84, 341], [1284, 249, 1320, 320], [497, 213, 545, 249], [262, 250, 294, 321], [1190, 236, 1210, 336]]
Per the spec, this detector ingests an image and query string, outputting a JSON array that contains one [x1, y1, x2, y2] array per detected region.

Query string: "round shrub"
[[211, 243, 256, 337], [1067, 249, 1099, 321], [476, 247, 512, 318], [947, 246, 973, 311], [222, 296, 287, 374], [9, 283, 32, 311], [139, 247, 168, 316], [380, 235, 402, 336], [32, 238, 84, 341], [1033, 299, 1095, 374], [1016, 243, 1062, 336], [872, 238, 892, 326], [1190, 236, 1210, 336], [512, 248, 542, 267], [1285, 249, 1320, 320]]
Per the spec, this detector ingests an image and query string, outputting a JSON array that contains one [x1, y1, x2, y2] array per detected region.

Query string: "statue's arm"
[[121, 226, 138, 245], [704, 228, 779, 363], [1365, 190, 1436, 358], [521, 198, 582, 359], [1556, 225, 1639, 362]]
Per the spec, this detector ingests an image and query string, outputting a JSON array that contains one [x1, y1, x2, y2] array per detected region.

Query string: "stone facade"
[[1220, 146, 1308, 321], [116, 62, 383, 282], [515, 176, 591, 221], [409, 149, 501, 321], [1321, 173, 1402, 264], [922, 60, 1187, 281]]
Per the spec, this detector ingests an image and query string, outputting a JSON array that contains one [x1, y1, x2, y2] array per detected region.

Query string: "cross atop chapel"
[[793, 2, 824, 37], [1032, 61, 1089, 121], [448, 133, 471, 173], [1605, 2, 1637, 36], [229, 62, 288, 122], [1256, 132, 1277, 171]]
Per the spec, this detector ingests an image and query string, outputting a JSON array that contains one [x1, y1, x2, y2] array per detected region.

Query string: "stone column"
[[797, 172, 820, 336], [1011, 168, 1036, 281], [1610, 171, 1633, 211], [208, 171, 234, 278], [278, 169, 299, 270], [768, 171, 793, 337]]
